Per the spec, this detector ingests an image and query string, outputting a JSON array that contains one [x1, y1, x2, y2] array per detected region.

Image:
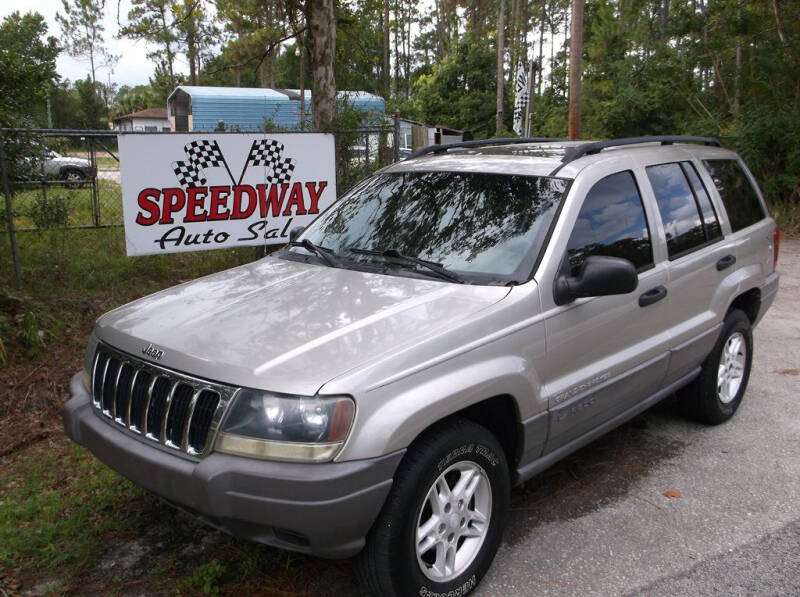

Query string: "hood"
[[95, 257, 510, 395]]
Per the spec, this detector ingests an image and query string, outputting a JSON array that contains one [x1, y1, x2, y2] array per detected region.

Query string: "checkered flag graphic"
[[248, 139, 284, 167], [185, 140, 225, 169], [238, 138, 296, 185], [269, 158, 295, 184], [172, 139, 233, 187], [172, 160, 206, 187]]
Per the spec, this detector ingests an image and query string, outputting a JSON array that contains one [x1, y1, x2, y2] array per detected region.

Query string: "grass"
[[9, 179, 123, 229], [0, 438, 359, 595], [773, 201, 800, 236], [0, 225, 359, 594]]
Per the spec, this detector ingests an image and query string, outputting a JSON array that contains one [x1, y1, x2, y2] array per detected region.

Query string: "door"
[[538, 167, 672, 453], [642, 160, 736, 385]]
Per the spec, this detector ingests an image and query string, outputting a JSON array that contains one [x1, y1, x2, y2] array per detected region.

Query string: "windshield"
[[289, 171, 568, 283]]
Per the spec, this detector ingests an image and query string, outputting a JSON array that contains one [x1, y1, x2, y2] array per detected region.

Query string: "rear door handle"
[[639, 285, 667, 307], [716, 254, 736, 271]]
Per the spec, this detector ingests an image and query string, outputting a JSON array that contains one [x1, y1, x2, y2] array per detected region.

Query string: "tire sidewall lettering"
[[437, 443, 499, 472]]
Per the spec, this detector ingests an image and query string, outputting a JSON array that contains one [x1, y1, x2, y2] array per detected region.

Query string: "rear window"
[[702, 159, 766, 232]]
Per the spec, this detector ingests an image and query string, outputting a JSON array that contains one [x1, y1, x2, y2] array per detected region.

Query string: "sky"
[[1, 0, 168, 87]]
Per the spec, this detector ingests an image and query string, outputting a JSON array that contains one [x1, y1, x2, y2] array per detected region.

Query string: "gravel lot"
[[478, 238, 800, 596]]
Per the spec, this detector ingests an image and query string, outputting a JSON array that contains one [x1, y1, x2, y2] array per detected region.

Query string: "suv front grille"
[[91, 343, 235, 457]]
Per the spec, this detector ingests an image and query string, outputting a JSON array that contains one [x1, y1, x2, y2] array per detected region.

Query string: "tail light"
[[773, 227, 780, 268]]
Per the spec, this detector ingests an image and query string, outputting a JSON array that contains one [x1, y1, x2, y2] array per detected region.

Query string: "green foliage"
[[0, 12, 60, 186], [413, 34, 512, 138], [23, 193, 73, 229], [112, 84, 161, 118], [184, 559, 227, 595], [0, 445, 146, 571], [0, 11, 60, 128]]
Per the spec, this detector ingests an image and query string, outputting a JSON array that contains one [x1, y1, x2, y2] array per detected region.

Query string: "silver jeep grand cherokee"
[[63, 136, 780, 596]]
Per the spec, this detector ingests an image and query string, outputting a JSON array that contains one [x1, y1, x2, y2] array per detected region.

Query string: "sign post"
[[119, 133, 337, 257]]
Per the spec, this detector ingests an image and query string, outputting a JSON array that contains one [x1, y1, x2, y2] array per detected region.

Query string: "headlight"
[[215, 389, 355, 462]]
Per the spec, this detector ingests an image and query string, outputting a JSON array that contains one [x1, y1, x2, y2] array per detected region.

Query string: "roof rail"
[[560, 135, 722, 165], [409, 137, 569, 159]]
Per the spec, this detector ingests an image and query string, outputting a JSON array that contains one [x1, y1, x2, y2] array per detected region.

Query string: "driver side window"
[[566, 171, 653, 276]]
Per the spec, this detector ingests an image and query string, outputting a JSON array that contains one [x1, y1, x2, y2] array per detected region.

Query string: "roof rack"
[[560, 135, 722, 165], [409, 137, 569, 159]]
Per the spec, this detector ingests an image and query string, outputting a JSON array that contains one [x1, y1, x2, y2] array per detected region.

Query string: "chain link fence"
[[1, 124, 401, 284]]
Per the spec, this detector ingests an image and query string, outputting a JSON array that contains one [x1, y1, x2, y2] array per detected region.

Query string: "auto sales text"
[[135, 181, 328, 249]]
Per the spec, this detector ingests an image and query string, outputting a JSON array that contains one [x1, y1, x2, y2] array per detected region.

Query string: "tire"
[[679, 309, 753, 425], [61, 168, 86, 188], [357, 418, 510, 597]]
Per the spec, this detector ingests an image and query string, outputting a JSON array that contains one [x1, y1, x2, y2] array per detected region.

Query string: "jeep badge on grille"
[[142, 343, 165, 361]]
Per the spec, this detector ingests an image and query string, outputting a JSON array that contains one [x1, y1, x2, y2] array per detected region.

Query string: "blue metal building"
[[167, 86, 386, 132]]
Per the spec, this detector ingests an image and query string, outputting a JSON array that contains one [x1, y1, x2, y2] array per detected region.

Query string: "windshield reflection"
[[290, 171, 568, 282]]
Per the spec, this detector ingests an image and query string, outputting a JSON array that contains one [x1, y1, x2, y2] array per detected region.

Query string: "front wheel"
[[357, 418, 510, 597]]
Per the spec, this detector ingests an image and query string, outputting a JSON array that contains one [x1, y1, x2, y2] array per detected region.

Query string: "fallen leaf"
[[664, 488, 683, 499], [776, 369, 800, 376]]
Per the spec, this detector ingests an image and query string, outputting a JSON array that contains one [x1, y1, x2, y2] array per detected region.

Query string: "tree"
[[56, 0, 118, 87], [307, 0, 337, 130], [121, 0, 180, 91], [0, 12, 60, 182]]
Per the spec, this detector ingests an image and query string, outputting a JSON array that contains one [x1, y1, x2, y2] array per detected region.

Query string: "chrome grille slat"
[[125, 368, 139, 427], [159, 381, 179, 444], [90, 343, 236, 459], [181, 389, 202, 452], [111, 362, 124, 421]]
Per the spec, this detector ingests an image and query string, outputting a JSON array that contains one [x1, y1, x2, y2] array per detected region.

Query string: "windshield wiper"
[[349, 247, 464, 283], [289, 239, 342, 268]]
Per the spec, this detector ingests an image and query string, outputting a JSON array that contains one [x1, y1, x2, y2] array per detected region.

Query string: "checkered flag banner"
[[238, 138, 296, 185], [185, 139, 225, 169], [270, 158, 295, 184], [513, 59, 530, 135], [172, 160, 206, 188]]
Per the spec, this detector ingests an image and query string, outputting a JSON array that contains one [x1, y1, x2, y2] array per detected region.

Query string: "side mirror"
[[288, 226, 306, 243], [554, 256, 638, 306]]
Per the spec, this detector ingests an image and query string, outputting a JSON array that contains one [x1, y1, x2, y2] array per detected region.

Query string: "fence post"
[[0, 137, 22, 286], [89, 136, 100, 226], [364, 132, 371, 176], [393, 114, 400, 162]]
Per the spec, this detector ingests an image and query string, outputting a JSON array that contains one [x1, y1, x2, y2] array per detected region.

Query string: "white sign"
[[119, 133, 337, 256]]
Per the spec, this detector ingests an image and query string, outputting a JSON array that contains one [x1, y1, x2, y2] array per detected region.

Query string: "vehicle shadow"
[[503, 395, 690, 548]]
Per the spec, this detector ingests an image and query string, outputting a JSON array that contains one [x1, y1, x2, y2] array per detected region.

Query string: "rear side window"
[[703, 159, 766, 232], [646, 162, 722, 258], [566, 171, 653, 274], [682, 162, 722, 240], [646, 163, 706, 256]]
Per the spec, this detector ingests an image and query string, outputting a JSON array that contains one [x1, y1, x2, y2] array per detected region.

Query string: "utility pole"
[[568, 0, 584, 139], [496, 0, 506, 135]]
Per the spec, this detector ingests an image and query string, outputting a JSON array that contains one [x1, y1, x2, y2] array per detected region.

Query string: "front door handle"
[[716, 254, 737, 271], [639, 285, 667, 307]]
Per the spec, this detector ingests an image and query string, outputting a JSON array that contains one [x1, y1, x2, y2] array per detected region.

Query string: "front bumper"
[[62, 373, 403, 558]]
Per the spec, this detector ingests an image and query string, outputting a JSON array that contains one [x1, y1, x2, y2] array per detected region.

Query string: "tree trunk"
[[496, 0, 505, 134], [772, 0, 787, 44], [383, 0, 390, 98], [308, 0, 337, 131], [537, 11, 544, 95], [568, 0, 584, 139]]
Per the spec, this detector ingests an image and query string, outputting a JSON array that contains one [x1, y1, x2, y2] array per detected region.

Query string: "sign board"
[[119, 133, 336, 256]]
